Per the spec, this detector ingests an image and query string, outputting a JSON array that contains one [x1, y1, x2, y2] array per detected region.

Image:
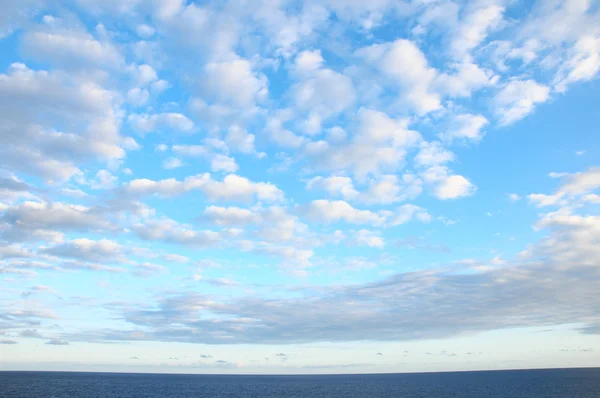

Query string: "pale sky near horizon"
[[1, 0, 600, 374]]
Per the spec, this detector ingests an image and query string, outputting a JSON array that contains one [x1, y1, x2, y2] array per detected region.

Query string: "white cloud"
[[307, 108, 422, 179], [191, 57, 268, 128], [306, 174, 423, 205], [162, 157, 184, 170], [201, 175, 283, 202], [554, 35, 600, 92], [120, 174, 284, 203], [211, 155, 238, 173], [119, 174, 210, 197], [202, 206, 256, 226], [527, 193, 563, 208], [361, 174, 423, 205], [494, 79, 551, 125], [508, 193, 521, 202], [59, 188, 88, 198], [289, 50, 356, 135], [450, 2, 505, 58], [414, 141, 455, 167], [441, 114, 489, 142], [529, 206, 600, 268], [264, 111, 307, 148], [131, 64, 158, 86], [201, 58, 267, 108], [0, 176, 37, 203], [1, 201, 117, 242], [0, 63, 127, 181], [306, 176, 359, 201], [357, 39, 441, 114], [90, 170, 117, 190], [172, 145, 207, 157], [488, 39, 540, 71], [225, 125, 262, 156], [351, 229, 385, 248], [322, 0, 400, 29], [556, 168, 600, 196], [436, 62, 496, 98], [300, 200, 384, 225], [126, 87, 150, 107], [519, 0, 598, 46], [132, 219, 221, 248], [251, 2, 329, 56], [161, 253, 190, 263], [136, 24, 155, 38], [128, 113, 194, 133], [151, 79, 170, 94], [0, 0, 43, 39], [422, 166, 476, 200], [133, 262, 168, 277], [387, 204, 432, 226], [528, 168, 600, 207], [0, 244, 32, 260], [22, 27, 124, 69], [40, 238, 125, 263], [294, 50, 324, 74], [582, 194, 600, 204]]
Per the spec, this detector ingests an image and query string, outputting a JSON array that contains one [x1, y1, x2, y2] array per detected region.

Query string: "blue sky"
[[1, 0, 599, 374]]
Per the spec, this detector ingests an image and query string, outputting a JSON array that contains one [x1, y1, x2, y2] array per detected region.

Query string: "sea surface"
[[1, 368, 599, 397]]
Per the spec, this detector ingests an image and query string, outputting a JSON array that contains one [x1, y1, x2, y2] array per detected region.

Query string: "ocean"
[[1, 368, 599, 397]]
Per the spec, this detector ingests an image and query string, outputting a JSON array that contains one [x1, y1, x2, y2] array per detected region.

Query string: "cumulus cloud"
[[225, 125, 263, 157], [162, 157, 184, 170], [356, 39, 441, 114], [289, 50, 356, 135], [306, 176, 359, 201], [528, 168, 600, 207], [39, 239, 125, 263], [119, 174, 284, 203], [414, 142, 454, 167], [387, 204, 432, 226], [421, 166, 476, 200], [211, 155, 238, 173], [306, 108, 422, 179], [449, 1, 505, 58], [350, 229, 385, 248], [0, 0, 44, 39], [441, 114, 489, 142], [0, 176, 38, 203], [494, 80, 550, 125], [132, 262, 168, 277], [0, 244, 33, 260], [202, 206, 256, 226], [0, 201, 117, 242], [190, 56, 268, 128], [128, 113, 194, 134], [21, 22, 124, 69], [508, 193, 521, 202], [307, 173, 420, 207], [90, 170, 118, 190], [131, 219, 221, 248], [300, 200, 384, 225], [0, 63, 129, 181]]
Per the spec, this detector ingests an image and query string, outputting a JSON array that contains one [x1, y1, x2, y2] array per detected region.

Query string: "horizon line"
[[1, 366, 599, 377]]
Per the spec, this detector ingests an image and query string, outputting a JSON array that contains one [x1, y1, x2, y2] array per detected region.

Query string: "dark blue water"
[[1, 368, 599, 397]]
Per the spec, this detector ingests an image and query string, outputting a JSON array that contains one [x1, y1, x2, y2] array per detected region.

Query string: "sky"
[[0, 0, 599, 374]]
